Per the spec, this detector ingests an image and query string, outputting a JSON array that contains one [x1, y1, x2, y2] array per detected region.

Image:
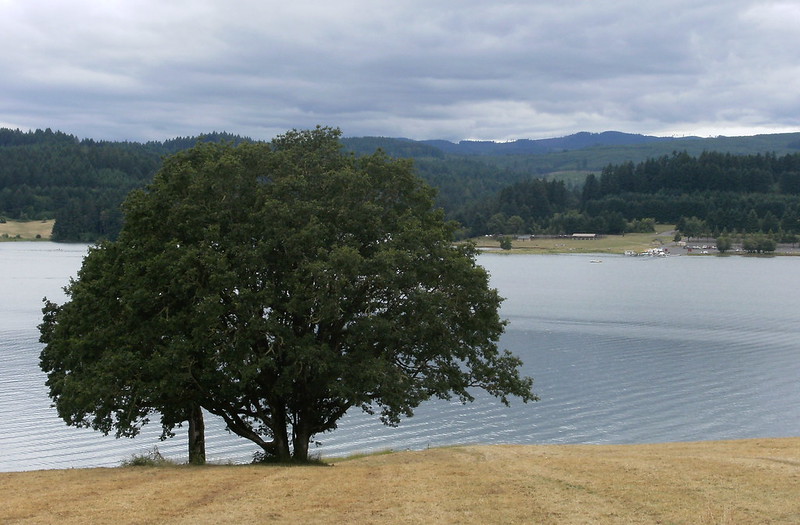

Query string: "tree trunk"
[[292, 431, 310, 462], [188, 402, 206, 465], [270, 404, 292, 462], [292, 417, 311, 462]]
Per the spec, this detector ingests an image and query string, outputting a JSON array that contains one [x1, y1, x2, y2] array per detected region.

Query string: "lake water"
[[1, 243, 799, 471]]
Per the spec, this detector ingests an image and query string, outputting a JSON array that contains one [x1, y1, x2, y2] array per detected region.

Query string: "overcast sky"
[[1, 1, 799, 142]]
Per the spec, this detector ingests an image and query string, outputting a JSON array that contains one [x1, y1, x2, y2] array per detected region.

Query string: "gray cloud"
[[1, 0, 798, 141]]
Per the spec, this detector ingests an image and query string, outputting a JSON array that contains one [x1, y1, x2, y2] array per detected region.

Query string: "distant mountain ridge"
[[417, 131, 685, 156], [342, 131, 696, 158], [341, 131, 800, 173]]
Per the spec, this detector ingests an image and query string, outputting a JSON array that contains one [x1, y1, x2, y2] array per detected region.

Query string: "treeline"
[[453, 177, 654, 236], [586, 151, 800, 195], [454, 150, 800, 239], [0, 129, 250, 241], [582, 151, 800, 237], [5, 127, 800, 242], [1, 129, 532, 241]]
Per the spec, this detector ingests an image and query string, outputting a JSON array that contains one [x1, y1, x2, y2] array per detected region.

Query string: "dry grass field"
[[0, 220, 54, 240], [2, 438, 798, 524]]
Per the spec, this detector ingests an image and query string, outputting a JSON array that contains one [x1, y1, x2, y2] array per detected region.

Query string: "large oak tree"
[[40, 127, 535, 462]]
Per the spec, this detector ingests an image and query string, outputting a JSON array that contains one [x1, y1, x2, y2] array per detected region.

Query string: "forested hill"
[[2, 127, 800, 241], [0, 129, 252, 241], [454, 150, 800, 240]]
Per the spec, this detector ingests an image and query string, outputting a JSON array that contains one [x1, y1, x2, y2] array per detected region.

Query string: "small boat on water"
[[590, 259, 602, 263]]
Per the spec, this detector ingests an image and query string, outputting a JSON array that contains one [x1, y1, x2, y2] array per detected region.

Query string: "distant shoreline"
[[3, 221, 798, 256], [471, 226, 800, 256]]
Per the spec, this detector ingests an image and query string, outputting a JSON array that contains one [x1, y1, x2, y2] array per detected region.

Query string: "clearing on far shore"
[[472, 224, 800, 255], [0, 219, 54, 241], [472, 224, 678, 255]]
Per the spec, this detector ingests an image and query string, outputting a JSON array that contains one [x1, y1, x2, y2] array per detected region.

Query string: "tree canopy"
[[39, 127, 536, 462]]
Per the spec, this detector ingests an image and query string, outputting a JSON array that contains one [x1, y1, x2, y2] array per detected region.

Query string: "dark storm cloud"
[[1, 0, 798, 141]]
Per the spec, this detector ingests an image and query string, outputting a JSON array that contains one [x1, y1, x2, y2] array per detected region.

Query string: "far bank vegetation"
[[3, 128, 800, 243]]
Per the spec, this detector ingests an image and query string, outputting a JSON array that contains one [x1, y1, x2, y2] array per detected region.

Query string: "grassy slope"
[[2, 438, 798, 524], [0, 220, 54, 240]]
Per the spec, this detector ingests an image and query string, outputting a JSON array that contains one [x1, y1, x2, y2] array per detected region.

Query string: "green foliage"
[[742, 234, 777, 253], [677, 216, 708, 239], [506, 215, 526, 234], [39, 127, 535, 463], [715, 236, 732, 253], [627, 218, 656, 233], [455, 178, 574, 236], [499, 236, 513, 250]]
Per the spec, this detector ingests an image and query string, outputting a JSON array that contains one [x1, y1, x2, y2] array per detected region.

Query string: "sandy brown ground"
[[2, 438, 798, 524]]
